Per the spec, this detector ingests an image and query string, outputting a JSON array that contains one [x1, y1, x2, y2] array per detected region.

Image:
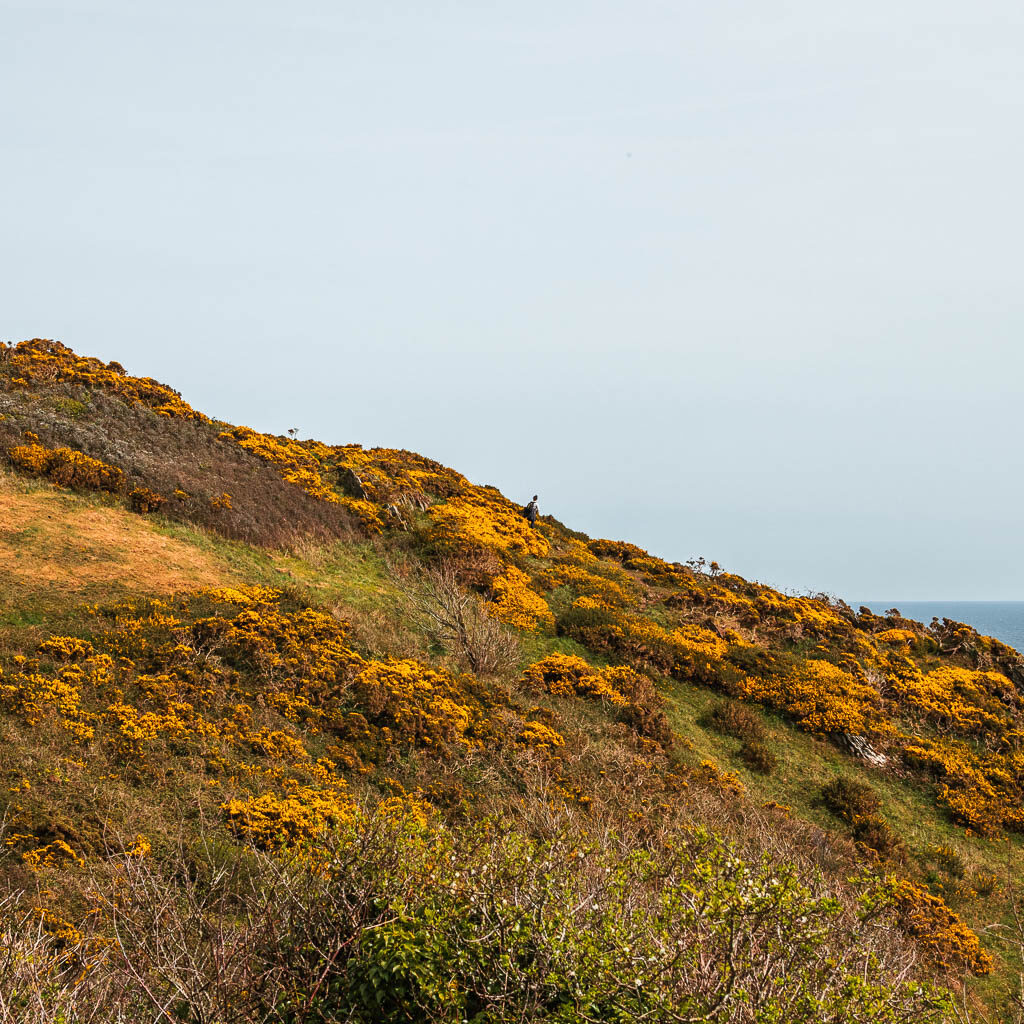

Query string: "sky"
[[3, 1, 1023, 601]]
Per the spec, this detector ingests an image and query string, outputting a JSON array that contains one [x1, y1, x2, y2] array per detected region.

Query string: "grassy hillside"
[[1, 338, 1022, 1023]]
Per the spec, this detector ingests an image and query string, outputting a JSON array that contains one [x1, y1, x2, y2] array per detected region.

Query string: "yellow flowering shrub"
[[0, 587, 401, 808], [8, 440, 124, 493], [374, 787, 434, 829], [195, 590, 363, 687], [517, 720, 566, 749], [695, 759, 746, 797], [563, 539, 599, 565], [220, 426, 340, 502], [351, 659, 474, 746], [785, 595, 851, 633], [522, 654, 627, 705], [105, 702, 189, 758], [622, 554, 686, 581], [338, 496, 385, 532], [37, 636, 95, 662], [538, 563, 630, 606], [129, 486, 166, 513], [489, 566, 553, 632], [886, 878, 993, 975], [902, 737, 1020, 836], [673, 623, 730, 660], [604, 616, 728, 674], [665, 579, 762, 628], [204, 585, 280, 606], [125, 835, 151, 857], [736, 660, 885, 735], [587, 538, 648, 562], [0, 655, 113, 741], [222, 785, 356, 850], [428, 493, 549, 557], [22, 839, 85, 872], [248, 729, 311, 761], [217, 430, 481, 531], [3, 338, 207, 419], [330, 444, 468, 506], [891, 666, 1012, 734], [874, 628, 918, 645]]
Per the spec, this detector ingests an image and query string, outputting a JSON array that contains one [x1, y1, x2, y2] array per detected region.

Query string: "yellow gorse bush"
[[875, 628, 918, 645], [222, 785, 356, 850], [217, 427, 472, 531], [735, 660, 886, 736], [522, 653, 627, 706], [607, 615, 729, 671], [221, 426, 340, 503], [428, 493, 549, 557], [352, 659, 474, 747], [22, 839, 85, 872], [903, 736, 1022, 836], [538, 563, 631, 606], [4, 339, 206, 419], [8, 439, 124, 493], [892, 666, 1012, 734], [886, 878, 994, 975], [489, 567, 553, 632], [516, 720, 566, 749]]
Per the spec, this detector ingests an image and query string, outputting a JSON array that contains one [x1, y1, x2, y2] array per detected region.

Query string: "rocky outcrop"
[[837, 732, 888, 768]]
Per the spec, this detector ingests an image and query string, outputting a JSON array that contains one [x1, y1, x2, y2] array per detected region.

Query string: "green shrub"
[[264, 817, 951, 1024], [930, 844, 966, 879], [51, 396, 88, 419], [555, 601, 618, 650], [739, 738, 776, 775], [972, 871, 998, 898], [821, 777, 880, 824], [707, 700, 766, 743], [852, 815, 905, 860]]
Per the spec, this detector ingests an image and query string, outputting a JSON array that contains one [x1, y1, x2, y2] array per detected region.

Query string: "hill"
[[1, 338, 1022, 1023]]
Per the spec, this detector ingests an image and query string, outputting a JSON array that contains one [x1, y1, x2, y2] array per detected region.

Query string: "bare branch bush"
[[398, 557, 520, 676], [0, 806, 959, 1024]]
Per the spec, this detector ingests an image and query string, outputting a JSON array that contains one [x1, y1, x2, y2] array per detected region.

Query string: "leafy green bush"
[[263, 816, 951, 1024], [6, 811, 953, 1024]]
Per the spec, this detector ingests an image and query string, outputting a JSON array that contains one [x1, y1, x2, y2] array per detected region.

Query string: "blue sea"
[[855, 601, 1024, 655]]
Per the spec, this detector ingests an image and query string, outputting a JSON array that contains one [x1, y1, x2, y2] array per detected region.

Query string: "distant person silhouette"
[[523, 495, 539, 529]]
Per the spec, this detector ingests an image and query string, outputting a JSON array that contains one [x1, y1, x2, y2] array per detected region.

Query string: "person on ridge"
[[523, 495, 539, 529]]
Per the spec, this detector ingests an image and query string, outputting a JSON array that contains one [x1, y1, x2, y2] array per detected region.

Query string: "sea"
[[855, 601, 1024, 655]]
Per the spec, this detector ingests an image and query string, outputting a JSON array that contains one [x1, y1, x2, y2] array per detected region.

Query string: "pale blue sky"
[[3, 1, 1023, 599]]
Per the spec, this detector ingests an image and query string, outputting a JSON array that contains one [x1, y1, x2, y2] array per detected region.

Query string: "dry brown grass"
[[0, 471, 232, 611]]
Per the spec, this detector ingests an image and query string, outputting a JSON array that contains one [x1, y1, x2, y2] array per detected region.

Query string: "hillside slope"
[[1, 338, 1022, 1023]]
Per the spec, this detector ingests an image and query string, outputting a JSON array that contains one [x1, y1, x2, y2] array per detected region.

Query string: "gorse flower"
[[3, 339, 206, 419], [489, 567, 553, 632], [9, 440, 124, 493], [428, 493, 550, 557]]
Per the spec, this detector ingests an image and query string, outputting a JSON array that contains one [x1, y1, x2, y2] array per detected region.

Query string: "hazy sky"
[[4, 1, 1023, 600]]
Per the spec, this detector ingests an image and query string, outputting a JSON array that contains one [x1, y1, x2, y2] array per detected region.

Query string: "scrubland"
[[1, 339, 1023, 1022]]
